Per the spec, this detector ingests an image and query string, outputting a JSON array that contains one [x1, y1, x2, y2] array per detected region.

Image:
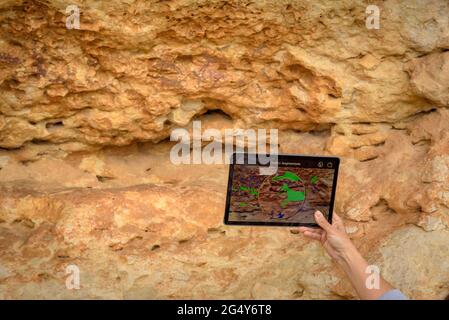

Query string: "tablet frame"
[[224, 153, 339, 227]]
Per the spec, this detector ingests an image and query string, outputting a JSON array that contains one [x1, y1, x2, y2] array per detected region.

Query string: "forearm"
[[339, 244, 394, 300]]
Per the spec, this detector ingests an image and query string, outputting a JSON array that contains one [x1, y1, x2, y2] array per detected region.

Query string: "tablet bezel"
[[223, 153, 339, 227]]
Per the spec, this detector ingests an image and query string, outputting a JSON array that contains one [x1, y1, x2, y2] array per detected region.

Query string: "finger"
[[298, 226, 323, 234], [332, 212, 342, 224], [314, 211, 333, 232], [300, 229, 324, 238], [332, 212, 346, 232], [303, 231, 322, 241]]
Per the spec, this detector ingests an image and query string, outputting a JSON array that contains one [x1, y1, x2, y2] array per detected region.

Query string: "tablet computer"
[[224, 153, 339, 227]]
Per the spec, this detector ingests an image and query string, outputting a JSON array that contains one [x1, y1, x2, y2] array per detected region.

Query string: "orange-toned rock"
[[406, 51, 449, 107], [0, 0, 448, 299]]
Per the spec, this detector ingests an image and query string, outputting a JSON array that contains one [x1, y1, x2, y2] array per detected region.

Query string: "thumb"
[[314, 211, 333, 232]]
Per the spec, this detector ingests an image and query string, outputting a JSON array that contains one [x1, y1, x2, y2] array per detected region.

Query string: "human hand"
[[298, 211, 358, 266], [299, 211, 396, 300]]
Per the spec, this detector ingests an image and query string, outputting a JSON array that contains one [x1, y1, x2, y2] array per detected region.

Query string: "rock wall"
[[0, 0, 448, 299]]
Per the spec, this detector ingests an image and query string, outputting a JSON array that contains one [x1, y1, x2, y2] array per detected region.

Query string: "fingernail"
[[314, 211, 321, 217]]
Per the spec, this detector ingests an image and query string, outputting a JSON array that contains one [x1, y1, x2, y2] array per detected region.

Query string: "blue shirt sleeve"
[[377, 289, 408, 300]]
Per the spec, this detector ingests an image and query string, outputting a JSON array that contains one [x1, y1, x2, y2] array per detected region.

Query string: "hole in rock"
[[207, 228, 226, 235], [9, 39, 23, 47], [372, 141, 386, 147], [151, 244, 160, 251], [287, 63, 309, 75], [164, 179, 180, 185], [352, 141, 385, 148], [412, 139, 431, 146], [109, 244, 124, 251], [292, 289, 304, 298], [359, 155, 379, 162], [31, 138, 49, 145], [6, 78, 20, 87], [370, 198, 397, 221], [207, 227, 220, 233], [198, 108, 233, 120], [38, 273, 50, 280], [45, 121, 64, 131], [12, 218, 35, 228], [19, 159, 35, 166], [308, 127, 331, 137], [96, 175, 115, 183], [175, 54, 193, 63], [0, 145, 22, 151]]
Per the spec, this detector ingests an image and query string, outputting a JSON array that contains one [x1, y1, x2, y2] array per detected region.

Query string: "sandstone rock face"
[[407, 52, 449, 107], [0, 0, 448, 299]]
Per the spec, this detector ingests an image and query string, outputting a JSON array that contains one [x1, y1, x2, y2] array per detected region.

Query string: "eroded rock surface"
[[0, 0, 448, 299]]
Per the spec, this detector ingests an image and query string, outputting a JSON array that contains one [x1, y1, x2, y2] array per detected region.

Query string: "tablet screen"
[[224, 154, 339, 227]]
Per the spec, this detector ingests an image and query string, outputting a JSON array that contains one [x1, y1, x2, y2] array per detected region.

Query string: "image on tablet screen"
[[228, 165, 335, 224]]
